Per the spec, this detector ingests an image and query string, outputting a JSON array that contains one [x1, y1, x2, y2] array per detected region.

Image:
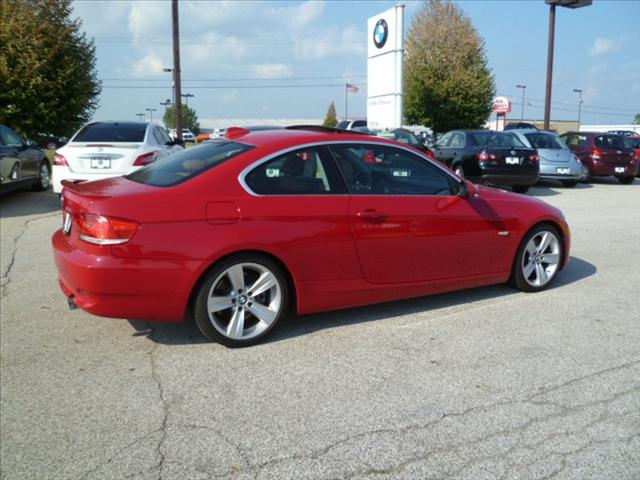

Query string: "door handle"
[[357, 209, 387, 223]]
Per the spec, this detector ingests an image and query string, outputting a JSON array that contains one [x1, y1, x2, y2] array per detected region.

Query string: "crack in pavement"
[[0, 212, 58, 299], [147, 327, 170, 480]]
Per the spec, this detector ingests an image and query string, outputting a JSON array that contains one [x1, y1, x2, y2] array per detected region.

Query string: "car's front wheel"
[[510, 225, 563, 292], [193, 254, 289, 347]]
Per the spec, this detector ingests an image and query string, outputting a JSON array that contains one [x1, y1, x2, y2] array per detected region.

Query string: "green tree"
[[634, 113, 640, 125], [404, 0, 495, 132], [0, 0, 101, 138], [163, 104, 200, 134], [322, 101, 338, 127]]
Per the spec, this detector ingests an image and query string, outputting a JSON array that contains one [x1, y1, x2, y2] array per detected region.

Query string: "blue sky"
[[72, 0, 640, 126]]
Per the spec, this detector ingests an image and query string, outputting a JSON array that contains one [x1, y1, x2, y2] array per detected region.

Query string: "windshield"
[[390, 129, 421, 147], [336, 121, 350, 129], [484, 133, 526, 149], [73, 123, 147, 142], [524, 132, 568, 150], [126, 140, 253, 187]]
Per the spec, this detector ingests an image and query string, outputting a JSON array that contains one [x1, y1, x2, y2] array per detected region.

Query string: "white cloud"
[[590, 37, 616, 56], [251, 64, 293, 79], [131, 52, 167, 78], [293, 24, 364, 60]]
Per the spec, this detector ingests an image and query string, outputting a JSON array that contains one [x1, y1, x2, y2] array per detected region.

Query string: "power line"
[[100, 75, 367, 82], [94, 36, 364, 46], [102, 83, 367, 89], [500, 92, 639, 114]]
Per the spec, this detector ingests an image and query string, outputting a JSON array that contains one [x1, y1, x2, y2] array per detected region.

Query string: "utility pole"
[[146, 108, 157, 122], [172, 0, 183, 142], [573, 88, 583, 125], [516, 84, 526, 122]]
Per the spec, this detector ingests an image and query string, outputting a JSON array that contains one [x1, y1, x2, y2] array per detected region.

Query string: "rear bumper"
[[479, 171, 539, 186], [588, 161, 639, 177], [51, 166, 142, 194], [539, 163, 582, 181], [52, 229, 197, 322]]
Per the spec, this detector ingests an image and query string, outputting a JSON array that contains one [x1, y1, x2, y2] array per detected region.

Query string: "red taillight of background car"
[[133, 151, 160, 166], [591, 149, 601, 160], [75, 213, 140, 245], [529, 153, 539, 162], [53, 154, 69, 166], [477, 151, 489, 162]]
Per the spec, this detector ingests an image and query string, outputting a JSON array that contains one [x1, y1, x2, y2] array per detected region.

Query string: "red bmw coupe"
[[52, 126, 570, 347]]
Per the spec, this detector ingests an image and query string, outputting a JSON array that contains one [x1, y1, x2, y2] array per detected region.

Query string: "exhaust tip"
[[67, 296, 77, 310]]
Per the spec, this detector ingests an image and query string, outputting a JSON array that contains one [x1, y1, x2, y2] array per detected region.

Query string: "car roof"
[[222, 126, 412, 150]]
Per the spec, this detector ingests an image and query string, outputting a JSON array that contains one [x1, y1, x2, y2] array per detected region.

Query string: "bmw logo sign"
[[373, 19, 388, 49]]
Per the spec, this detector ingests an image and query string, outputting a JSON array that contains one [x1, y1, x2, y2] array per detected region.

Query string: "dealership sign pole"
[[492, 96, 512, 131], [367, 5, 405, 130]]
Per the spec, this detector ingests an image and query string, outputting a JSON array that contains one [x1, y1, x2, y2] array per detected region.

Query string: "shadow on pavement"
[[131, 256, 597, 347], [0, 189, 60, 219]]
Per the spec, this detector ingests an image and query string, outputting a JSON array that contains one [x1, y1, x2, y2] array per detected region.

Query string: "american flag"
[[346, 83, 359, 94]]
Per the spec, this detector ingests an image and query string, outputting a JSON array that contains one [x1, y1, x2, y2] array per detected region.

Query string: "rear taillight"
[[133, 151, 160, 166], [591, 149, 601, 160], [477, 151, 489, 162], [54, 154, 68, 166], [75, 213, 140, 245], [529, 153, 539, 162]]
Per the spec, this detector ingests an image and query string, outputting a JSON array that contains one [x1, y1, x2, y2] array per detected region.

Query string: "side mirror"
[[25, 138, 37, 148]]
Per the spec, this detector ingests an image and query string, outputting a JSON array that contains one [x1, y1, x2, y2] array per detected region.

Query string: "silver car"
[[508, 129, 582, 187]]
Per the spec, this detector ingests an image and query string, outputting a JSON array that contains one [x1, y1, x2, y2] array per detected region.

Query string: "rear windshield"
[[524, 133, 568, 150], [73, 123, 147, 142], [125, 140, 253, 187], [484, 133, 526, 148], [336, 121, 350, 129], [468, 132, 492, 147]]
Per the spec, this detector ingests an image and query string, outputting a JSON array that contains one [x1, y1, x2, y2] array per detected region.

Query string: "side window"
[[437, 132, 453, 147], [245, 147, 345, 195], [152, 128, 165, 145], [158, 127, 172, 145], [330, 144, 454, 196], [0, 126, 23, 147], [594, 136, 606, 149], [449, 132, 465, 148], [352, 120, 367, 128]]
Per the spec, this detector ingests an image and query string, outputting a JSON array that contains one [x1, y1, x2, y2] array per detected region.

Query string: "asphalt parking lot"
[[1, 179, 639, 480]]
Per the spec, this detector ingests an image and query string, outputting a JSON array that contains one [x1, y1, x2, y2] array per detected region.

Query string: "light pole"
[[136, 113, 145, 121], [543, 0, 592, 130], [573, 88, 583, 125], [145, 108, 157, 122], [516, 84, 526, 122], [181, 93, 194, 106]]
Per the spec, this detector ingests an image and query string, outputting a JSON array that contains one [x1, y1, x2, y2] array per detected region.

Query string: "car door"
[[241, 145, 360, 287], [329, 143, 510, 285], [433, 131, 454, 165], [0, 126, 38, 179]]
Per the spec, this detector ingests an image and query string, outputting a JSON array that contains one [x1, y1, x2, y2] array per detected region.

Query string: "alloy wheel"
[[39, 163, 50, 188], [206, 262, 282, 341], [521, 230, 560, 288]]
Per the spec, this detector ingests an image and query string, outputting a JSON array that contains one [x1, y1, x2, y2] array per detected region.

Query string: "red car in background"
[[560, 131, 638, 184], [52, 126, 570, 347], [625, 136, 640, 177]]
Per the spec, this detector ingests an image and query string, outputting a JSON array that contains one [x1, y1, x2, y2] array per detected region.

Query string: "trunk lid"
[[59, 143, 142, 174], [484, 147, 537, 168], [537, 148, 573, 164]]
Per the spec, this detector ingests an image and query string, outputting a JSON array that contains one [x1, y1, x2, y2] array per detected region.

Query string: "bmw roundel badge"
[[373, 19, 388, 49]]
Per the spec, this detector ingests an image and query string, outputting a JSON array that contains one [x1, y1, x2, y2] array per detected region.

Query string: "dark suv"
[[560, 132, 638, 184]]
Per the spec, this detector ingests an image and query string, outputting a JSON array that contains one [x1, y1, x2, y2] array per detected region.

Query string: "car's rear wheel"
[[618, 176, 635, 185], [560, 180, 578, 187], [510, 225, 562, 292], [580, 163, 592, 183], [32, 160, 51, 191], [512, 185, 529, 194], [193, 254, 289, 347]]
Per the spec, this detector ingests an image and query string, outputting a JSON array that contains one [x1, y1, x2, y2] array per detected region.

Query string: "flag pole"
[[345, 83, 348, 120]]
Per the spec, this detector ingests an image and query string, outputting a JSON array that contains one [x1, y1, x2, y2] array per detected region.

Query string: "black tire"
[[510, 224, 563, 293], [580, 163, 592, 183], [512, 185, 529, 194], [32, 160, 51, 191], [560, 180, 578, 187], [193, 253, 290, 347], [618, 176, 635, 185]]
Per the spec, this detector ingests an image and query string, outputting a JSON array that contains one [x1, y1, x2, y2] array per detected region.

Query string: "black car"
[[504, 122, 538, 131], [1, 125, 51, 194], [434, 130, 539, 193]]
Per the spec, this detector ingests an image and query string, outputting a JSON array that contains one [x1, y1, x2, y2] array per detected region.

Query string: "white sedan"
[[52, 122, 183, 193]]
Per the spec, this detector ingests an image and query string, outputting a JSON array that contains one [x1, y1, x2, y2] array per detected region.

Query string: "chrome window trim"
[[238, 140, 461, 197]]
